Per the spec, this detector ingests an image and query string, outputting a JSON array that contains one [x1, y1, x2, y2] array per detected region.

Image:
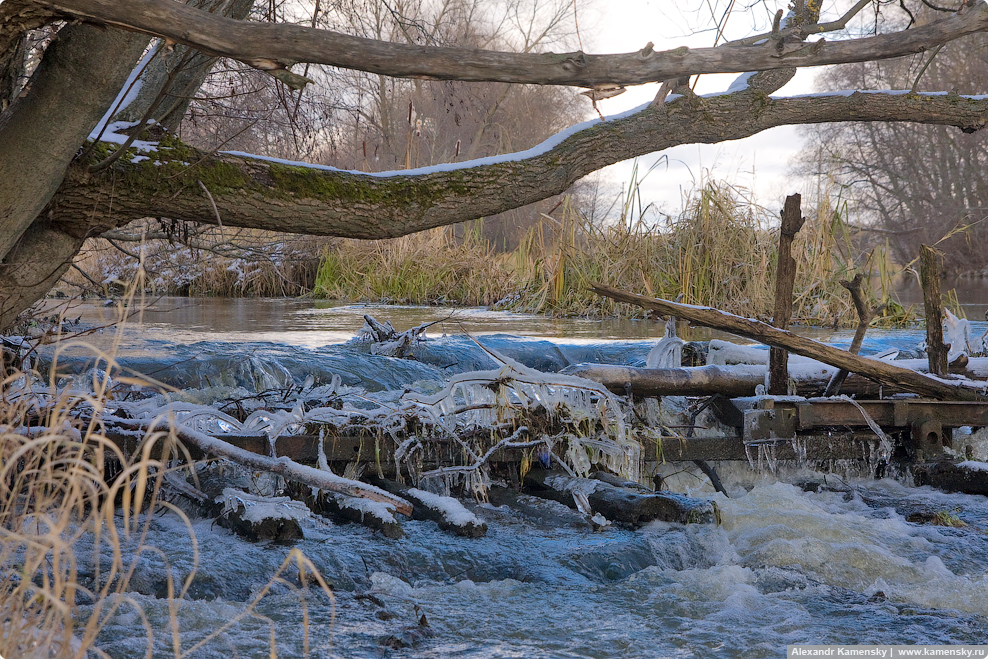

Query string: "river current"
[[38, 297, 988, 658]]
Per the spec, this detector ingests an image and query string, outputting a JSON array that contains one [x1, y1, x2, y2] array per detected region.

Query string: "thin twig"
[[198, 180, 226, 242]]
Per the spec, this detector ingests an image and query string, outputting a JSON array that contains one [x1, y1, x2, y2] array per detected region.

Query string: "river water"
[[38, 296, 988, 658]]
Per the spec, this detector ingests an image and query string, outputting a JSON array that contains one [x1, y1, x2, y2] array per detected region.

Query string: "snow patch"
[[221, 102, 651, 179], [219, 488, 311, 524], [408, 487, 480, 527]]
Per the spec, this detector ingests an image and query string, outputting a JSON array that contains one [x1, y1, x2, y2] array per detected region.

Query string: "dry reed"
[[500, 181, 911, 327], [0, 289, 333, 658], [313, 224, 517, 306]]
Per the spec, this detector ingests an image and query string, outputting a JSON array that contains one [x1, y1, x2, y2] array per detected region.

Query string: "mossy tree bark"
[[47, 92, 988, 242]]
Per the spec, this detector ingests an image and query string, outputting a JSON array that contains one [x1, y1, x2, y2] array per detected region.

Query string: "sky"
[[576, 0, 827, 219]]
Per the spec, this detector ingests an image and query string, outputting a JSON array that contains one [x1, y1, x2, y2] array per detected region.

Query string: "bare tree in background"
[[800, 5, 988, 274]]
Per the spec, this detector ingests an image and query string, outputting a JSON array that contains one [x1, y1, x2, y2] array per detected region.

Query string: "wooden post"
[[769, 194, 805, 395], [920, 244, 948, 377]]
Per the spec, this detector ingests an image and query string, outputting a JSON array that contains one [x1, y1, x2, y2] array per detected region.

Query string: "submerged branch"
[[103, 413, 413, 515]]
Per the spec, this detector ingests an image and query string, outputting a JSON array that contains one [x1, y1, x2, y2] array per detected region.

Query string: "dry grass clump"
[[313, 225, 517, 305], [0, 319, 332, 657], [500, 182, 909, 327]]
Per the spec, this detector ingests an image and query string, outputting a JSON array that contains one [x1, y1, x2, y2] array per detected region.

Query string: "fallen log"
[[369, 477, 488, 538], [562, 361, 988, 398], [103, 413, 414, 516], [523, 468, 717, 526], [590, 282, 988, 402], [562, 363, 767, 397]]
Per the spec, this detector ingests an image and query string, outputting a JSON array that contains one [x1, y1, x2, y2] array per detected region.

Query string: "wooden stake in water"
[[921, 244, 949, 377], [769, 194, 805, 395]]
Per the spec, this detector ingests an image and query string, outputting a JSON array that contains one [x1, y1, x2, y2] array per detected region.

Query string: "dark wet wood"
[[523, 468, 717, 526], [921, 244, 949, 377], [912, 460, 988, 496], [770, 193, 805, 395]]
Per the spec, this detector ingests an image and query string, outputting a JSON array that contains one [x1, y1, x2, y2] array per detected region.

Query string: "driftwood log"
[[523, 468, 717, 526], [590, 283, 988, 402], [563, 358, 988, 398]]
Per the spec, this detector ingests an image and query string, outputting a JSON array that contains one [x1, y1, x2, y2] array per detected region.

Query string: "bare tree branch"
[[47, 89, 988, 240], [31, 0, 988, 88]]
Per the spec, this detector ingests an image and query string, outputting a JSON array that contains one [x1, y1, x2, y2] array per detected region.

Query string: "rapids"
[[34, 298, 988, 657]]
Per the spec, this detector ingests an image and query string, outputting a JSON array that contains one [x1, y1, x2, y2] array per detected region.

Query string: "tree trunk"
[[33, 0, 988, 88], [46, 91, 988, 243], [0, 23, 149, 323], [921, 244, 949, 377]]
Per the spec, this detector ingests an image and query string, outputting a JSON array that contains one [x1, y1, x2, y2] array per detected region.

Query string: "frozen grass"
[[0, 291, 333, 658], [63, 227, 324, 298]]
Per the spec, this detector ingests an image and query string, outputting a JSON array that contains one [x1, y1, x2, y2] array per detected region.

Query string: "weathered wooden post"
[[920, 244, 948, 377], [769, 194, 805, 395]]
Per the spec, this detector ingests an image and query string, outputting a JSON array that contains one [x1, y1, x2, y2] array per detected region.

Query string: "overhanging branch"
[[31, 0, 988, 88], [47, 90, 988, 240]]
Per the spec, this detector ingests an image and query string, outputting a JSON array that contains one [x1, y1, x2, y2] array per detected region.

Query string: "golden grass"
[[313, 224, 517, 306], [62, 181, 913, 328], [500, 182, 911, 326], [1, 292, 333, 658]]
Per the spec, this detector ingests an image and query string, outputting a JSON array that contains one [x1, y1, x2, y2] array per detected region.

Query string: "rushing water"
[[35, 297, 988, 657]]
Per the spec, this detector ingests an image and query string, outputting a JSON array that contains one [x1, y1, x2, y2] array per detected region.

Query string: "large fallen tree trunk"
[[563, 359, 988, 398], [590, 283, 988, 402]]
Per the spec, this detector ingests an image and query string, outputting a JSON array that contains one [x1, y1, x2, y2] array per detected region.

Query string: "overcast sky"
[[575, 0, 828, 219]]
